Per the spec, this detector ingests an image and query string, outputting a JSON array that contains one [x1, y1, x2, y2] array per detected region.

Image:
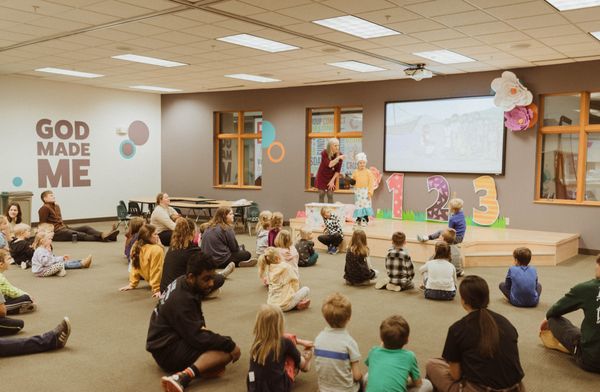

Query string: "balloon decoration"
[[491, 71, 538, 132]]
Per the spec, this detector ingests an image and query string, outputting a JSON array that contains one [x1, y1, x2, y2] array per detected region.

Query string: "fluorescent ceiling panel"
[[112, 54, 187, 67], [130, 85, 182, 92], [217, 34, 299, 52], [35, 67, 103, 78], [413, 50, 476, 64], [545, 0, 600, 11], [591, 31, 600, 40], [327, 61, 386, 72], [313, 15, 401, 39], [225, 74, 281, 83]]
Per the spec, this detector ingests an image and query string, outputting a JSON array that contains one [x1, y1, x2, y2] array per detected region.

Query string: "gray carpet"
[[1, 222, 599, 391]]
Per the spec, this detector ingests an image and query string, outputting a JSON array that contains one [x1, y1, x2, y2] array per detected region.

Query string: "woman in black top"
[[426, 276, 525, 392]]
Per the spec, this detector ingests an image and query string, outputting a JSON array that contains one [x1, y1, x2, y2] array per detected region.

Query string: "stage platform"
[[289, 218, 579, 267]]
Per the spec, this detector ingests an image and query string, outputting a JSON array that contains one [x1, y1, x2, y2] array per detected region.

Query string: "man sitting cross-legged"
[[146, 252, 241, 391]]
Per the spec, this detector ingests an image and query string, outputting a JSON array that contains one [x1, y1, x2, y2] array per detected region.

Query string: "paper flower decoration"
[[491, 71, 533, 111], [369, 166, 383, 190], [504, 106, 533, 131], [526, 103, 538, 129]]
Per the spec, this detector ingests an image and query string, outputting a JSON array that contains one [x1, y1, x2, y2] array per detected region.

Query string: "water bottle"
[[72, 233, 77, 243]]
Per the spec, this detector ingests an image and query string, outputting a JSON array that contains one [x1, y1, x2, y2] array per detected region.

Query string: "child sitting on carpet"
[[376, 231, 415, 291], [295, 227, 318, 267], [31, 232, 92, 277], [0, 216, 11, 252], [256, 210, 272, 257], [247, 304, 313, 391], [9, 224, 34, 270], [124, 217, 145, 264], [344, 229, 378, 286], [419, 242, 457, 300], [275, 230, 299, 276], [0, 250, 35, 314], [268, 212, 283, 247], [318, 207, 343, 255], [258, 248, 310, 312], [418, 198, 466, 244], [441, 228, 463, 277], [499, 247, 541, 307]]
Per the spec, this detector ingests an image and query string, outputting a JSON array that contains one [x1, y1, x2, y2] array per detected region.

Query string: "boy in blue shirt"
[[365, 315, 432, 392], [417, 198, 466, 244], [499, 247, 541, 307]]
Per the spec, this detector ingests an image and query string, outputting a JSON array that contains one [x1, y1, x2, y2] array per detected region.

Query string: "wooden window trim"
[[306, 106, 363, 191], [535, 91, 600, 205], [214, 110, 262, 189]]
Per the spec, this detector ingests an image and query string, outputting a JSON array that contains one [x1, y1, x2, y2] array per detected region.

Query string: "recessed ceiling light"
[[225, 74, 281, 83], [112, 54, 187, 67], [413, 50, 475, 64], [327, 61, 386, 72], [313, 15, 401, 39], [544, 0, 600, 11], [130, 85, 182, 92], [35, 67, 103, 78], [591, 31, 600, 41], [217, 34, 299, 52]]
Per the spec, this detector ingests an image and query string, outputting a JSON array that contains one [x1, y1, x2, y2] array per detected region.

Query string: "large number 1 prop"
[[386, 173, 404, 219], [426, 175, 449, 221], [472, 175, 500, 226]]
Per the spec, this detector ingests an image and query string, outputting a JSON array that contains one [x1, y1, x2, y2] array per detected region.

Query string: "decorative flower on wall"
[[491, 71, 533, 111], [369, 166, 383, 190], [504, 105, 533, 131]]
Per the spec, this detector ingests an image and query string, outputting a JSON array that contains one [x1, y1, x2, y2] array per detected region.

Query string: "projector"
[[404, 64, 433, 81]]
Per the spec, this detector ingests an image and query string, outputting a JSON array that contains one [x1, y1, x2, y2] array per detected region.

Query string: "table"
[[129, 197, 252, 223]]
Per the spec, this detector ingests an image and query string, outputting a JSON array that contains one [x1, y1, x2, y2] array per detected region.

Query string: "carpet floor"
[[1, 222, 599, 391]]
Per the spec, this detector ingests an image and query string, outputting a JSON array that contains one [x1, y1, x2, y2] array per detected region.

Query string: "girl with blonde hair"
[[274, 230, 299, 276], [248, 304, 313, 391], [256, 210, 272, 257], [344, 229, 378, 285]]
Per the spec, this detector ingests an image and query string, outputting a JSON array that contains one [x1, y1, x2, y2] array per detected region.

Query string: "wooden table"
[[129, 197, 252, 222]]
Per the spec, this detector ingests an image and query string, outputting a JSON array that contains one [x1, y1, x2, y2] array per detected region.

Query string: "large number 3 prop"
[[426, 175, 449, 221], [472, 175, 500, 226]]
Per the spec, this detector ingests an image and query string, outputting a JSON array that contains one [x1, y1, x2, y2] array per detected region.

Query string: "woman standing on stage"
[[314, 138, 345, 203]]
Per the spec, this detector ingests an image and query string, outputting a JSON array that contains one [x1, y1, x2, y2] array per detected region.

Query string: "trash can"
[[0, 191, 34, 225]]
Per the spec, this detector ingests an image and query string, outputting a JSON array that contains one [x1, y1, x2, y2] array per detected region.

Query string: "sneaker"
[[238, 258, 257, 268], [21, 261, 29, 270], [81, 254, 92, 268], [205, 288, 221, 299], [161, 372, 191, 392], [416, 234, 428, 242], [374, 277, 388, 290], [386, 283, 402, 292], [331, 247, 339, 255], [296, 298, 311, 310], [57, 268, 67, 277], [53, 317, 71, 349], [19, 302, 37, 314], [326, 245, 333, 254], [219, 262, 235, 278]]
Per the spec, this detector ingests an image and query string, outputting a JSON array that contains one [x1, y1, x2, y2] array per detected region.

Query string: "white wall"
[[0, 76, 161, 220]]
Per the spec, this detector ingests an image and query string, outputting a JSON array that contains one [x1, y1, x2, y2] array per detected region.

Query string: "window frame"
[[213, 110, 262, 189], [305, 106, 363, 192], [535, 91, 600, 205]]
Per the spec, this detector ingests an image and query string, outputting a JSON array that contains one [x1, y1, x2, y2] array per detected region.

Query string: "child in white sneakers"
[[376, 231, 415, 292], [31, 232, 92, 277]]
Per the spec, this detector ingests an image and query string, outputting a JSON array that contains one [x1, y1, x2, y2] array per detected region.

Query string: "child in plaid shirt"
[[375, 232, 415, 292]]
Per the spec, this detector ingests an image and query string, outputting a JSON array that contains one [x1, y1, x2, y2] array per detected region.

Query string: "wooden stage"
[[289, 218, 579, 267]]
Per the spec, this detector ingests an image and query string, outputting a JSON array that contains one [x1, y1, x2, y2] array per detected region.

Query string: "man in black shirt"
[[147, 252, 241, 391]]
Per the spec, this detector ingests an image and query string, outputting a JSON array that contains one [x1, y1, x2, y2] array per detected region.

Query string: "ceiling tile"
[[404, 0, 476, 17], [387, 18, 445, 33], [523, 24, 581, 38], [539, 33, 597, 47], [485, 1, 555, 20], [55, 8, 119, 24], [466, 0, 532, 8], [477, 30, 530, 44], [121, 36, 176, 50], [277, 3, 344, 22], [83, 0, 157, 18], [355, 7, 422, 24], [433, 10, 497, 27], [411, 28, 466, 41], [143, 14, 203, 30], [457, 21, 514, 36], [561, 7, 600, 23], [26, 16, 90, 31], [321, 0, 398, 14], [239, 0, 312, 11], [113, 22, 170, 37], [250, 11, 302, 26], [208, 0, 267, 16], [120, 0, 176, 11], [215, 18, 266, 32], [432, 37, 484, 49], [370, 34, 422, 46], [151, 31, 204, 45], [181, 24, 236, 39], [506, 13, 569, 30], [175, 9, 230, 24]]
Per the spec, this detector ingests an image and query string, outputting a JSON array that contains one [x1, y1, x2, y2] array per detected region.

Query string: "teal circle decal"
[[12, 177, 23, 187], [261, 120, 276, 149], [120, 140, 136, 159]]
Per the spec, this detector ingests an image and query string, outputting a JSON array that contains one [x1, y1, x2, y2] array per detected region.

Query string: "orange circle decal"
[[267, 141, 285, 163]]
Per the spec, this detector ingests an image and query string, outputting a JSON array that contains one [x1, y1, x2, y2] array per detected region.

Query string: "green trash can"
[[0, 191, 34, 225]]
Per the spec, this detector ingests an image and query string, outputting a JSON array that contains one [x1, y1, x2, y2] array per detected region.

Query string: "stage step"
[[463, 251, 556, 267]]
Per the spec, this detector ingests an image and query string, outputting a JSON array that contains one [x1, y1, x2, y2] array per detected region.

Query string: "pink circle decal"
[[128, 121, 149, 145]]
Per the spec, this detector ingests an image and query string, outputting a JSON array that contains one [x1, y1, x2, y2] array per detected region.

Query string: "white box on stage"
[[305, 203, 346, 230]]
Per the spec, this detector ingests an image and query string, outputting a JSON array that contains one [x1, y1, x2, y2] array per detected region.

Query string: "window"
[[536, 92, 600, 204], [306, 107, 363, 191], [214, 111, 262, 188]]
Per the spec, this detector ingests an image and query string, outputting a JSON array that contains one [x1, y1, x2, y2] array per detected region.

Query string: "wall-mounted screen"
[[384, 96, 506, 174]]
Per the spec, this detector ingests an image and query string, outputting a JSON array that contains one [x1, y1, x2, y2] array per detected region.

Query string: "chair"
[[128, 201, 142, 216], [246, 203, 260, 236], [116, 204, 131, 230]]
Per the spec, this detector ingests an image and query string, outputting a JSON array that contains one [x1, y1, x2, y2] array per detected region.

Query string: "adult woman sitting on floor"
[[426, 275, 525, 392], [150, 192, 180, 246], [160, 217, 233, 294], [119, 224, 164, 298], [4, 203, 22, 238], [200, 207, 256, 269]]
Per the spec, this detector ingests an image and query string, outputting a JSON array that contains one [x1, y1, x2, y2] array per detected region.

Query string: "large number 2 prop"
[[473, 175, 500, 226], [426, 175, 450, 221], [386, 173, 404, 219]]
